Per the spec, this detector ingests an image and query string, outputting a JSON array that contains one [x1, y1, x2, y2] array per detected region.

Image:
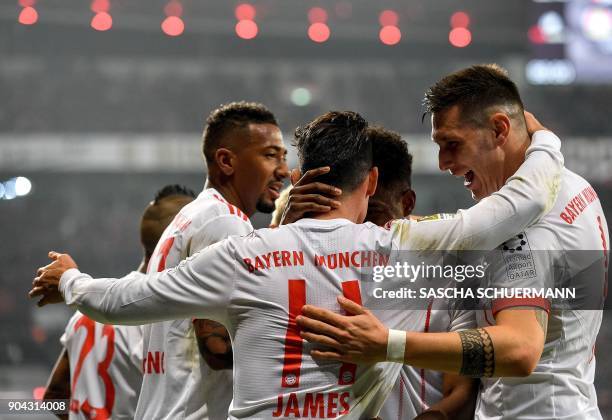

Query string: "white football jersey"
[[379, 305, 476, 420], [475, 168, 609, 420], [59, 131, 563, 419], [137, 187, 253, 420], [60, 271, 144, 420]]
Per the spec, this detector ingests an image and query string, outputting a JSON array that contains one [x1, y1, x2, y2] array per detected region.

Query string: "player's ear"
[[366, 167, 378, 197], [215, 148, 237, 176], [401, 188, 416, 217], [290, 168, 302, 186], [490, 113, 511, 147]]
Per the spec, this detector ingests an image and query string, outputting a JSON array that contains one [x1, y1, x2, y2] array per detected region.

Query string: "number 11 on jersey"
[[281, 279, 362, 388]]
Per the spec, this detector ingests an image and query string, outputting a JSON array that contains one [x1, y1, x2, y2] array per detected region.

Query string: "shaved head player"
[[32, 109, 562, 418]]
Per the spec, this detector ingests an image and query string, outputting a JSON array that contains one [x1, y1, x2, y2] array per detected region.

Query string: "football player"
[[32, 109, 563, 418], [42, 184, 195, 419]]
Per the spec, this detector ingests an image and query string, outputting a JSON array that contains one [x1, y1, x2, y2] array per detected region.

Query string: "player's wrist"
[[58, 268, 82, 295], [385, 328, 407, 363]]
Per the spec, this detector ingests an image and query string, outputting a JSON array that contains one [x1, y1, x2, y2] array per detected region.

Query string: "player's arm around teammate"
[[31, 110, 560, 377], [298, 297, 546, 377], [295, 112, 555, 379]]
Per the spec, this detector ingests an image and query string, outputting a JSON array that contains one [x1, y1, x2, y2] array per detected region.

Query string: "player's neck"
[[502, 133, 530, 184], [311, 193, 366, 224], [204, 178, 252, 216], [137, 257, 147, 274]]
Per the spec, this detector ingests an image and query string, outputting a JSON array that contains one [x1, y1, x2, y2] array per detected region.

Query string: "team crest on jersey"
[[341, 371, 353, 384], [500, 232, 537, 281]]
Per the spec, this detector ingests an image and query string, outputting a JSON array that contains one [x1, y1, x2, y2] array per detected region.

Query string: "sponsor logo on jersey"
[[500, 233, 536, 281]]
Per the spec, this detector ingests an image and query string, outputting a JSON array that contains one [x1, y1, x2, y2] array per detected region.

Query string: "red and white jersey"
[[60, 131, 563, 418], [475, 168, 608, 420], [137, 187, 253, 420], [61, 272, 144, 420], [380, 304, 476, 420]]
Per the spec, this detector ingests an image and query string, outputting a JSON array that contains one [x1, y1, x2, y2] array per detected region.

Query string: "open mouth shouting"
[[463, 170, 475, 189]]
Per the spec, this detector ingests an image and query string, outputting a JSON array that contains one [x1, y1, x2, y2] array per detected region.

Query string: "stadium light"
[[308, 7, 328, 24], [162, 16, 184, 36], [449, 27, 472, 48], [235, 19, 258, 40], [379, 10, 399, 27], [379, 25, 401, 46], [18, 6, 38, 25], [15, 177, 32, 196], [377, 10, 400, 46], [290, 88, 311, 106], [0, 177, 32, 200], [528, 25, 546, 44], [539, 10, 564, 41], [91, 12, 112, 31], [308, 22, 330, 43], [164, 0, 182, 17], [2, 179, 16, 200], [90, 0, 110, 13], [582, 7, 612, 41], [450, 11, 470, 28], [235, 3, 256, 21]]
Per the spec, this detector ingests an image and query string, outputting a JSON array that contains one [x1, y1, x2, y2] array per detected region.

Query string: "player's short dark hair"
[[202, 101, 278, 165], [423, 64, 524, 126], [154, 184, 197, 204], [369, 125, 412, 193], [294, 111, 372, 193]]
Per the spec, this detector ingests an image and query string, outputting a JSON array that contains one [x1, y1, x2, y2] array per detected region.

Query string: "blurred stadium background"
[[1, 0, 611, 418]]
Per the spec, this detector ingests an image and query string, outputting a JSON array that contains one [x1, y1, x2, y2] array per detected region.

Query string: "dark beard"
[[256, 197, 275, 214]]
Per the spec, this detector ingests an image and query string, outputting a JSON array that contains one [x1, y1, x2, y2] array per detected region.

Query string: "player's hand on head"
[[524, 111, 548, 137], [280, 166, 342, 225], [297, 296, 388, 365], [29, 251, 77, 307]]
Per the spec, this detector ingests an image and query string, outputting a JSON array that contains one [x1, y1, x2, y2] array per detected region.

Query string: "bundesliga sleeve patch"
[[500, 232, 537, 282]]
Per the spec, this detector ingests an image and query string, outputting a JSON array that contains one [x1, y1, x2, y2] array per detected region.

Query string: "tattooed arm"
[[298, 298, 547, 377]]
